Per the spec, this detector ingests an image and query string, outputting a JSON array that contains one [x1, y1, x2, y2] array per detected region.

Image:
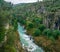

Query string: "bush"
[[21, 20, 26, 25], [52, 30, 60, 39], [0, 27, 5, 42], [43, 29, 52, 38], [38, 24, 46, 32], [33, 18, 43, 24], [5, 45, 16, 52], [43, 29, 60, 40], [33, 29, 41, 36], [26, 22, 33, 30]]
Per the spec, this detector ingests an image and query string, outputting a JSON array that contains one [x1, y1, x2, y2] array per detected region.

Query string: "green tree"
[[33, 29, 41, 36], [11, 18, 18, 31], [53, 30, 60, 39], [0, 26, 5, 42], [38, 24, 46, 32], [26, 22, 33, 30], [5, 45, 16, 52], [43, 29, 52, 38]]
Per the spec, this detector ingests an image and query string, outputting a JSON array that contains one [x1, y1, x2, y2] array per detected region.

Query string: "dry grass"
[[34, 36, 60, 52]]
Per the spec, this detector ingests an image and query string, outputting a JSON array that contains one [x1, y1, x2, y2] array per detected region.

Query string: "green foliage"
[[17, 16, 26, 25], [33, 29, 41, 36], [11, 18, 18, 31], [0, 27, 5, 42], [11, 0, 60, 52], [0, 0, 18, 52], [6, 29, 16, 46], [26, 22, 33, 30], [53, 30, 60, 39], [5, 45, 16, 52], [38, 24, 46, 32], [33, 18, 43, 24], [21, 20, 26, 25], [43, 29, 52, 38], [32, 18, 43, 27], [43, 29, 60, 40]]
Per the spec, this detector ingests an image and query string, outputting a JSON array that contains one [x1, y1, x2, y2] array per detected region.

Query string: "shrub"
[[43, 29, 60, 40], [52, 30, 60, 39], [5, 45, 16, 52], [38, 24, 46, 32], [0, 27, 5, 42], [33, 29, 41, 36], [26, 22, 33, 30], [43, 29, 52, 38]]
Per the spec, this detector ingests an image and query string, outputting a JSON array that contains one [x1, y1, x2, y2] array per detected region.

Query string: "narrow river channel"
[[18, 23, 44, 52]]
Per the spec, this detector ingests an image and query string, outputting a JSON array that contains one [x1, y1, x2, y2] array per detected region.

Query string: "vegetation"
[[33, 29, 41, 36], [1, 0, 60, 52], [13, 0, 60, 52], [0, 0, 24, 52]]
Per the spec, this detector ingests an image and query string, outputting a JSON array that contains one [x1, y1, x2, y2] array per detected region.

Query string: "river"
[[18, 23, 44, 52]]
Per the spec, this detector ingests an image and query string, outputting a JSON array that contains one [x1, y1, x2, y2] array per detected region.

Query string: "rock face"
[[5, 24, 9, 30]]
